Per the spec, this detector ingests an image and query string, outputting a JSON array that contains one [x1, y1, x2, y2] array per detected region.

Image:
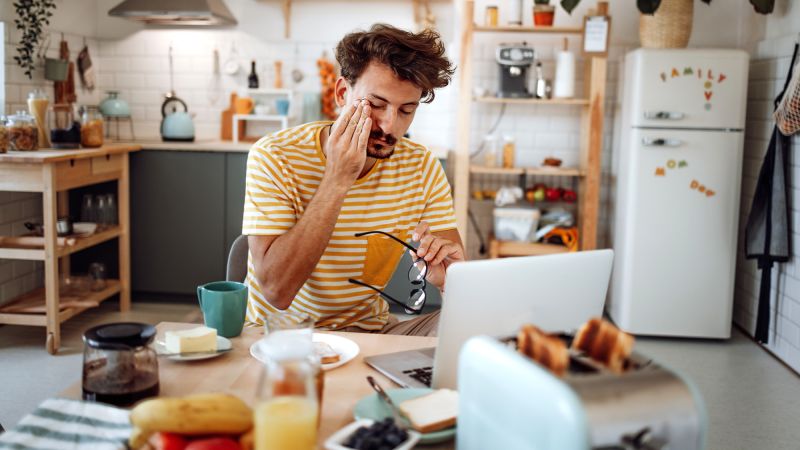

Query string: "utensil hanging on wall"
[[224, 42, 241, 75], [274, 60, 284, 89], [207, 48, 223, 106], [77, 38, 96, 91], [54, 36, 77, 104]]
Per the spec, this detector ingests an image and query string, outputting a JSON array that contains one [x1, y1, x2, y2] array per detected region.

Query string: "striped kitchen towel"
[[0, 398, 131, 450]]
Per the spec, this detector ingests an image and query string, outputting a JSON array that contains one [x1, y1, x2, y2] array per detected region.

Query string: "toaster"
[[457, 336, 707, 450]]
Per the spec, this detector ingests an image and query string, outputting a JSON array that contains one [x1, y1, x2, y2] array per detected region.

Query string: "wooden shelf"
[[489, 239, 569, 258], [0, 226, 122, 261], [471, 166, 524, 176], [475, 96, 590, 106], [0, 280, 121, 326], [474, 24, 583, 34], [471, 166, 585, 177], [454, 0, 608, 255]]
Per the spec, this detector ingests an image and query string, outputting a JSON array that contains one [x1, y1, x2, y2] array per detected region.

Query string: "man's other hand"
[[411, 221, 464, 290]]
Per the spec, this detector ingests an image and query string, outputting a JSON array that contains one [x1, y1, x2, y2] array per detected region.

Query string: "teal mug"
[[197, 281, 248, 338]]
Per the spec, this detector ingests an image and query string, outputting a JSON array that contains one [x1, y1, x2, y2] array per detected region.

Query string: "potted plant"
[[13, 0, 62, 80], [637, 0, 773, 48], [534, 0, 556, 27]]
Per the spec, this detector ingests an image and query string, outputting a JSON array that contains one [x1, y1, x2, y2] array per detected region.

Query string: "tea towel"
[[0, 398, 131, 450]]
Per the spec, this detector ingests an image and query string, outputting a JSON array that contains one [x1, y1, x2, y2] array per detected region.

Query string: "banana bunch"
[[128, 393, 253, 449]]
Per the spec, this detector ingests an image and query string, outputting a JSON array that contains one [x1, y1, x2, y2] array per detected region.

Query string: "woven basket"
[[639, 0, 694, 49]]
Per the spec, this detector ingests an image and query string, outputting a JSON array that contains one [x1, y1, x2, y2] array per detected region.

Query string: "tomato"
[[153, 432, 188, 450], [185, 437, 241, 450]]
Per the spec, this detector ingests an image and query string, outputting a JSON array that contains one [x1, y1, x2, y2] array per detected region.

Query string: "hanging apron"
[[744, 43, 798, 344]]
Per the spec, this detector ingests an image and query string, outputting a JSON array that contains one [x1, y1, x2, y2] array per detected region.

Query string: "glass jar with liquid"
[[82, 322, 159, 407], [27, 89, 50, 148], [255, 318, 319, 450]]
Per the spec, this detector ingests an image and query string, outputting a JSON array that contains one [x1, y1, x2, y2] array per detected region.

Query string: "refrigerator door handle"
[[643, 111, 686, 120], [642, 137, 683, 147]]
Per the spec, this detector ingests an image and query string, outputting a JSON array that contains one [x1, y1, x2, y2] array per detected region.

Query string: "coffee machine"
[[496, 43, 535, 98]]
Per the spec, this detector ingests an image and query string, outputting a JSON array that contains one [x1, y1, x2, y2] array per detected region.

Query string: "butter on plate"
[[165, 326, 218, 354]]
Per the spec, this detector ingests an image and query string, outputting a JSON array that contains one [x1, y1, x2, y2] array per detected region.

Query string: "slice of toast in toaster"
[[517, 324, 569, 376], [572, 317, 634, 373]]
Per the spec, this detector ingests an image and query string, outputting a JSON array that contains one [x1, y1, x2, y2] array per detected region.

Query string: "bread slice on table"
[[516, 324, 569, 376], [313, 341, 340, 364], [571, 317, 634, 373], [399, 389, 459, 433]]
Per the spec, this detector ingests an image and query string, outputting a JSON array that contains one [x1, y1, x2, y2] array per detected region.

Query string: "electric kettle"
[[160, 93, 195, 142]]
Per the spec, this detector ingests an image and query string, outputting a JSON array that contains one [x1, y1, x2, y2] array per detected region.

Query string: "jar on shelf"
[[7, 110, 39, 151], [502, 135, 516, 169], [0, 116, 8, 153], [483, 134, 500, 168], [485, 6, 499, 27], [81, 106, 104, 148]]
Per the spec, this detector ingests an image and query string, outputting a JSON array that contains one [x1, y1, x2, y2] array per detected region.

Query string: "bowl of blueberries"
[[325, 418, 421, 450]]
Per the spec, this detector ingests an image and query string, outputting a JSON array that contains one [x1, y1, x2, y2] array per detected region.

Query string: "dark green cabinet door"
[[131, 151, 226, 294]]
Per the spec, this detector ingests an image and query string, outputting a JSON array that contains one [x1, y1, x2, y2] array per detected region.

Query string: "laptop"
[[364, 249, 614, 389]]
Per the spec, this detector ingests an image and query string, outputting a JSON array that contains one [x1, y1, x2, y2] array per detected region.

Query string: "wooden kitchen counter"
[[62, 322, 448, 448], [0, 144, 140, 354], [0, 144, 141, 164]]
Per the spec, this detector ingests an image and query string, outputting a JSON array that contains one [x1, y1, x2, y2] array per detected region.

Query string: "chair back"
[[226, 235, 249, 282]]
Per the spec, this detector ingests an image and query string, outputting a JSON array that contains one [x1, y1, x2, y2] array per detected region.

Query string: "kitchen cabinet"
[[131, 151, 228, 294]]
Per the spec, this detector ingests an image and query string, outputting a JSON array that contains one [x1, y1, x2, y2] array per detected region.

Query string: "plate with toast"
[[250, 332, 359, 371]]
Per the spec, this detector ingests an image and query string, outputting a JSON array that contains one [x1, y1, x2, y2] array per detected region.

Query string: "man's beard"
[[367, 129, 398, 159]]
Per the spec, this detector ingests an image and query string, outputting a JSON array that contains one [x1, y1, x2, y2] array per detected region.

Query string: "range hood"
[[109, 0, 237, 26]]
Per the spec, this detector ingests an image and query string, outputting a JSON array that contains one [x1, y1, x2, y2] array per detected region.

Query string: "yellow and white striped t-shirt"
[[242, 121, 457, 330]]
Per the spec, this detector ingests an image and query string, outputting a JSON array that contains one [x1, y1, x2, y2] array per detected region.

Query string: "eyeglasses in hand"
[[348, 231, 427, 315]]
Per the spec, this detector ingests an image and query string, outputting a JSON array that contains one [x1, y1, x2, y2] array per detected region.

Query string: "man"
[[243, 24, 463, 336]]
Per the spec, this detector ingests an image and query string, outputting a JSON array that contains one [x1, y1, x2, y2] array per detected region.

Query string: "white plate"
[[250, 332, 360, 371], [155, 336, 232, 362]]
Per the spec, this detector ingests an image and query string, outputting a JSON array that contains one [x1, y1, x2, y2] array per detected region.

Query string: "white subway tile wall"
[[92, 29, 454, 143], [735, 35, 800, 372]]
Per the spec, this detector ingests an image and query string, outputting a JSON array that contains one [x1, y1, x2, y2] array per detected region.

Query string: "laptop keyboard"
[[402, 366, 433, 387]]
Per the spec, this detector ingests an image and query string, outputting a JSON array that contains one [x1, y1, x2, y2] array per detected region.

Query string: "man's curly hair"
[[335, 24, 455, 103]]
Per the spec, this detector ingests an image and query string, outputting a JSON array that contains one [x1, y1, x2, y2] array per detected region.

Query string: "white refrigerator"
[[609, 49, 749, 338]]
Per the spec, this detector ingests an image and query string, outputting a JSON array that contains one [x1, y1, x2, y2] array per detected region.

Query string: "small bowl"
[[324, 419, 421, 450]]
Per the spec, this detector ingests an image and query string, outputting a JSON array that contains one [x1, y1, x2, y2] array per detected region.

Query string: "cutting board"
[[221, 92, 245, 141]]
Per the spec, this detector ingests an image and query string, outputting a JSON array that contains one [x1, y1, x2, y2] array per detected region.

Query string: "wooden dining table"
[[62, 322, 450, 449]]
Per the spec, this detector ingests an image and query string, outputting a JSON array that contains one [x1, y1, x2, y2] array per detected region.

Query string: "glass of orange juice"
[[255, 326, 319, 450]]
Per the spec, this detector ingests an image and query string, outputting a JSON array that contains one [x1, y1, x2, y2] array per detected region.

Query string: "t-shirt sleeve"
[[420, 152, 457, 232], [242, 143, 297, 235]]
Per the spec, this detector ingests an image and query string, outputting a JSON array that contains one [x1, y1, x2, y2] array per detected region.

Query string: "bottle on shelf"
[[248, 60, 260, 89], [502, 135, 516, 169]]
